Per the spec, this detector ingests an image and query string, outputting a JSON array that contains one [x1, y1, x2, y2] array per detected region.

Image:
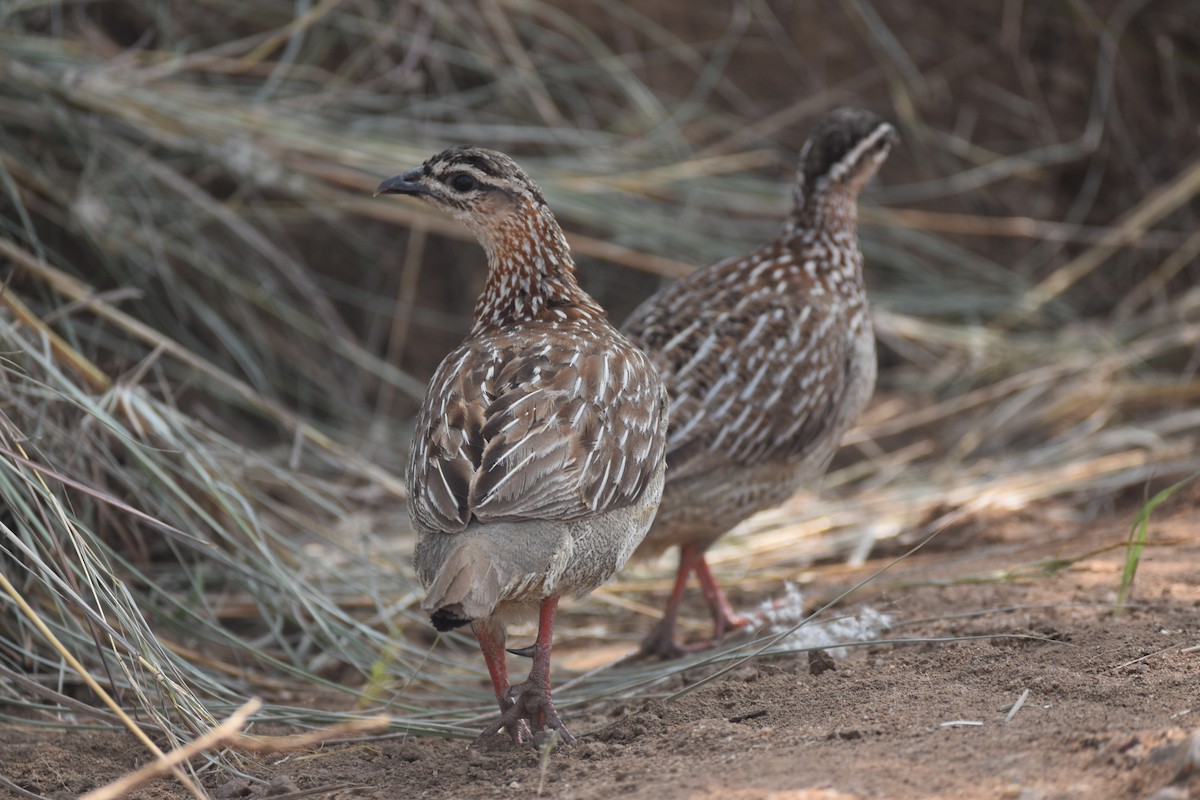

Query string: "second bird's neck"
[[783, 183, 860, 242]]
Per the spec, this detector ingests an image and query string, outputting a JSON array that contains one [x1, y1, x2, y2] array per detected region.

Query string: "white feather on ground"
[[752, 582, 893, 655]]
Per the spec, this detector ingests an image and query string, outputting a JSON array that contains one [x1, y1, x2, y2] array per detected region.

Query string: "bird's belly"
[[415, 461, 664, 625]]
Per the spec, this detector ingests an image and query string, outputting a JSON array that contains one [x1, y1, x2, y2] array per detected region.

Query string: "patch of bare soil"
[[3, 497, 1198, 800]]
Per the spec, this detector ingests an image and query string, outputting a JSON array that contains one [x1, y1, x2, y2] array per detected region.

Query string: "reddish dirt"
[[3, 493, 1197, 800]]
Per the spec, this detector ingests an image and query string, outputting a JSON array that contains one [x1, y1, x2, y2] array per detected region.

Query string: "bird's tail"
[[420, 538, 503, 632]]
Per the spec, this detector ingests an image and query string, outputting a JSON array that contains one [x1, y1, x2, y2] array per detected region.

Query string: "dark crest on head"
[[800, 108, 896, 191], [423, 146, 547, 206]]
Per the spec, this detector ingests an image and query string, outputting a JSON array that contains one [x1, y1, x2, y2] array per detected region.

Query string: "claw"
[[478, 680, 576, 745], [506, 643, 538, 658], [477, 715, 532, 745], [475, 597, 573, 745]]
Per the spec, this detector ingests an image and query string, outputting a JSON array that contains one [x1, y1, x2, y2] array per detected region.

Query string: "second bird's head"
[[799, 108, 898, 200], [376, 146, 556, 252]]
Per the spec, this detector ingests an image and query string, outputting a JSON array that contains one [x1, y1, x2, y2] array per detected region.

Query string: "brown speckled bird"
[[378, 147, 668, 742], [622, 108, 897, 658]]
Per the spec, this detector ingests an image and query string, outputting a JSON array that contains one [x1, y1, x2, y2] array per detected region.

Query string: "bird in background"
[[622, 107, 897, 658], [378, 147, 669, 742]]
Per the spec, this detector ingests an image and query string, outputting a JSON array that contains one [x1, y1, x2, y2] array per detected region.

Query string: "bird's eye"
[[449, 173, 477, 193]]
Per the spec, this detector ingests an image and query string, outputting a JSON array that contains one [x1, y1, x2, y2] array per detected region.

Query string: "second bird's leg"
[[636, 541, 705, 659], [485, 596, 576, 745], [637, 541, 751, 659], [693, 549, 751, 639], [473, 619, 531, 744]]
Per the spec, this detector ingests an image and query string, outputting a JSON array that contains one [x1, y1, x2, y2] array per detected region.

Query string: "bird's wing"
[[623, 250, 852, 482], [406, 326, 667, 534]]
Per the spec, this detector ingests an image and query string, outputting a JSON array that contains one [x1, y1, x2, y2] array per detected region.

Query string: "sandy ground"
[[2, 490, 1198, 800]]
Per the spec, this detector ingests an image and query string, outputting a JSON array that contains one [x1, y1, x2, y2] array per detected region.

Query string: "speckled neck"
[[784, 180, 860, 245], [470, 199, 604, 333]]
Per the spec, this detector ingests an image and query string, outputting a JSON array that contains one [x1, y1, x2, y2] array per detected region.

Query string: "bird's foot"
[[711, 608, 754, 641], [633, 635, 715, 661], [476, 716, 532, 745], [477, 681, 575, 745], [631, 608, 760, 661], [631, 619, 720, 661], [718, 608, 774, 647]]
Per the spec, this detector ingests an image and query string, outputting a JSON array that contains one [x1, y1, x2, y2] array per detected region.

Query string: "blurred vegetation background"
[[0, 0, 1197, 760]]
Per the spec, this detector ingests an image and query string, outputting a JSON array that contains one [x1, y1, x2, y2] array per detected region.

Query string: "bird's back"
[[625, 231, 875, 554], [411, 317, 668, 625]]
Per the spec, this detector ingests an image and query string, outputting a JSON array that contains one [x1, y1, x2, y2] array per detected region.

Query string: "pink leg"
[[474, 622, 511, 705], [479, 597, 576, 744], [472, 619, 531, 743], [694, 553, 751, 639], [636, 542, 751, 660], [636, 542, 705, 659]]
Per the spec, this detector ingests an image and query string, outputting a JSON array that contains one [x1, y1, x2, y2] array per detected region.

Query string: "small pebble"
[[214, 778, 252, 799], [264, 775, 300, 796], [809, 649, 837, 676]]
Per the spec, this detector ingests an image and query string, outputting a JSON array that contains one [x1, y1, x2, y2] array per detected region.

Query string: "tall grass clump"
[[0, 0, 1197, 764]]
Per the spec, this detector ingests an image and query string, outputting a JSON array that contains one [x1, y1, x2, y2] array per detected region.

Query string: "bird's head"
[[798, 108, 897, 201], [376, 146, 551, 246], [377, 146, 591, 327]]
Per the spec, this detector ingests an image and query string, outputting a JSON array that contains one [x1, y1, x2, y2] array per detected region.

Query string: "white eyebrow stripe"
[[825, 123, 894, 182]]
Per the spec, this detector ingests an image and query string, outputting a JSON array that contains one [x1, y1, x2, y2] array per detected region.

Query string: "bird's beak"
[[374, 167, 428, 198]]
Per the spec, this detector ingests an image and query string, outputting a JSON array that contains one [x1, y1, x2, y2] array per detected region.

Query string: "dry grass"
[[0, 0, 1197, 787]]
